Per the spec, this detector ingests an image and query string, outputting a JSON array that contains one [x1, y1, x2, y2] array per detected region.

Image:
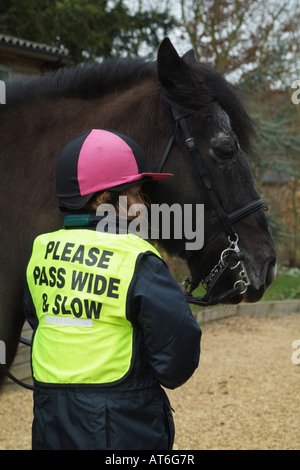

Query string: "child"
[[24, 129, 201, 450]]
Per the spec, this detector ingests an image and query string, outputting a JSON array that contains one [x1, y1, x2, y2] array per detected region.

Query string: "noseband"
[[158, 93, 266, 307]]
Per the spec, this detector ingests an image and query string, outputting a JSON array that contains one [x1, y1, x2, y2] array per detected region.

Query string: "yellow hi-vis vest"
[[26, 228, 161, 385]]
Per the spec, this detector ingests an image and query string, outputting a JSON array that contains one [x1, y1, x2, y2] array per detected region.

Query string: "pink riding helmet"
[[56, 129, 173, 210]]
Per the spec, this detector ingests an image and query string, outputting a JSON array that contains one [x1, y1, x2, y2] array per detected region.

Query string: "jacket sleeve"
[[130, 254, 201, 390]]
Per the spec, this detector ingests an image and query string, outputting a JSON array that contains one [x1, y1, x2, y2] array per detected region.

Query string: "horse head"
[[148, 38, 276, 304]]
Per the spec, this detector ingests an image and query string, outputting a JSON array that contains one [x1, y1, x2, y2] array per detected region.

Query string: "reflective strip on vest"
[[26, 229, 160, 384]]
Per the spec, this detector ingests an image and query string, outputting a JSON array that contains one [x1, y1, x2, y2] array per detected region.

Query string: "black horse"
[[0, 38, 276, 386]]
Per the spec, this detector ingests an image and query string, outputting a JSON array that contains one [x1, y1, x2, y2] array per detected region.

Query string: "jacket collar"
[[63, 213, 131, 234]]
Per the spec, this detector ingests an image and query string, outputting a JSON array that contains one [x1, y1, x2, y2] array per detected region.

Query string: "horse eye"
[[210, 134, 237, 161]]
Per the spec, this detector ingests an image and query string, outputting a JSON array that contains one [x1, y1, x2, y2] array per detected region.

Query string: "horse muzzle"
[[241, 258, 277, 303]]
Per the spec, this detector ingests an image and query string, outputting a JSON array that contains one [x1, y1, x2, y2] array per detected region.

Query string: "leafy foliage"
[[0, 0, 176, 63]]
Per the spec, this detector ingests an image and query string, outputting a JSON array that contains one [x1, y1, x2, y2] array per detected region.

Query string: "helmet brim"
[[58, 172, 173, 210]]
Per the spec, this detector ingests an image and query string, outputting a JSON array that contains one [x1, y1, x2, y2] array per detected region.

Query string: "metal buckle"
[[201, 233, 251, 295], [185, 137, 196, 150], [226, 234, 250, 294]]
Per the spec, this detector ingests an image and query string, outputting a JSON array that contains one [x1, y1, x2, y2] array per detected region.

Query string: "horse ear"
[[182, 49, 197, 65], [157, 37, 191, 89]]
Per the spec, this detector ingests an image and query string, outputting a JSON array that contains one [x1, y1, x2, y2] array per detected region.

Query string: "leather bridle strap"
[[157, 120, 179, 173], [177, 114, 237, 241], [204, 198, 265, 246]]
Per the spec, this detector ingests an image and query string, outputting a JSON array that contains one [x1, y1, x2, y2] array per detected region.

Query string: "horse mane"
[[4, 54, 256, 158], [5, 57, 156, 105]]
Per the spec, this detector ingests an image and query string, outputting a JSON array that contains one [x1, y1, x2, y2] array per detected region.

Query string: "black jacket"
[[24, 218, 201, 450]]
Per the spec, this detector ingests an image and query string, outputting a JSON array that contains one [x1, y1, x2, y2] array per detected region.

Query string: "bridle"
[[158, 92, 266, 307]]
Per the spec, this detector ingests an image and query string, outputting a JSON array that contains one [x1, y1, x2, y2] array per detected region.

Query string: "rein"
[[159, 92, 266, 306]]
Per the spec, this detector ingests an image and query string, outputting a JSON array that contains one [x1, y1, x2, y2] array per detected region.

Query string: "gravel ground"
[[0, 313, 299, 450]]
